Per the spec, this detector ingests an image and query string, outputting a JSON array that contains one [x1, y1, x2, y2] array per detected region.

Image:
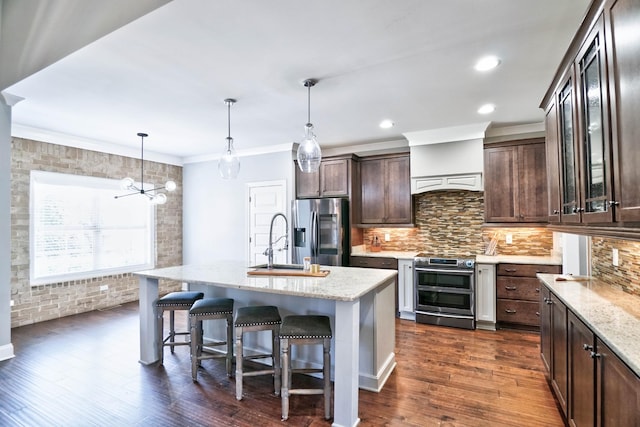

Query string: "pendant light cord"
[[307, 83, 311, 125], [140, 133, 145, 191]]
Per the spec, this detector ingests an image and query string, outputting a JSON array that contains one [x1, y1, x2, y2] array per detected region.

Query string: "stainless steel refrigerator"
[[291, 198, 350, 266]]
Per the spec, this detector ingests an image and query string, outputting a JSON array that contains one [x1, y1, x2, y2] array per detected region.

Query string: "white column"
[[139, 276, 160, 364], [333, 299, 360, 427], [0, 92, 22, 361]]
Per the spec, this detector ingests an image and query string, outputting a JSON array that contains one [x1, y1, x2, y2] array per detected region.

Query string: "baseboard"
[[358, 352, 397, 392], [0, 343, 15, 361]]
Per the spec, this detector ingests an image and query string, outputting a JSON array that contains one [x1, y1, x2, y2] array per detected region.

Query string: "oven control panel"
[[413, 255, 475, 270]]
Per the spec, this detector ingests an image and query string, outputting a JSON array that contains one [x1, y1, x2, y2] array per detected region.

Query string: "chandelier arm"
[[114, 190, 143, 199]]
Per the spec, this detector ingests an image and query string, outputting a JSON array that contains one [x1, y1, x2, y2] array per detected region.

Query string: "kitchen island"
[[135, 261, 397, 427]]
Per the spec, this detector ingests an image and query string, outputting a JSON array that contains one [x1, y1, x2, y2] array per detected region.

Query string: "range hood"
[[404, 123, 488, 194]]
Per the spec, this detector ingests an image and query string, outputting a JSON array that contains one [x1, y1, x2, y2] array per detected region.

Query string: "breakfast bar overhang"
[[135, 262, 397, 427]]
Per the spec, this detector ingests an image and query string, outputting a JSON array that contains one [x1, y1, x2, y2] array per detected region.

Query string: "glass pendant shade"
[[219, 137, 240, 179], [296, 79, 322, 173], [296, 123, 322, 173]]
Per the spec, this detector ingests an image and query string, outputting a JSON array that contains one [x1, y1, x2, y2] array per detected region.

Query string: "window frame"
[[29, 170, 156, 286]]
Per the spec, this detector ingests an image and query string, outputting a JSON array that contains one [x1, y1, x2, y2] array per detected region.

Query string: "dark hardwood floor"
[[0, 302, 563, 426]]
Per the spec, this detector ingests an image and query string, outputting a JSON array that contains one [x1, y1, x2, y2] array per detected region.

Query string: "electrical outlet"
[[384, 233, 390, 242], [505, 233, 513, 244], [10, 300, 14, 307], [99, 285, 108, 291], [182, 282, 189, 291], [612, 248, 619, 266]]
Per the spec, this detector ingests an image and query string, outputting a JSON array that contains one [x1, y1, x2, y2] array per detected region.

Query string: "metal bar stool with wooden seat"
[[279, 315, 332, 421], [155, 291, 204, 365], [234, 305, 281, 400], [189, 297, 234, 381]]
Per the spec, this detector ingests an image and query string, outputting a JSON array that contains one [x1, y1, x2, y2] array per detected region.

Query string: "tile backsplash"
[[362, 190, 554, 257], [591, 237, 640, 297]]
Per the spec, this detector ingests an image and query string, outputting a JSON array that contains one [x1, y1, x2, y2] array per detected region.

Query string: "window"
[[30, 171, 155, 286]]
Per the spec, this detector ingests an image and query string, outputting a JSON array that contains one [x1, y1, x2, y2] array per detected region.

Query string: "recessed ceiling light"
[[379, 119, 394, 129], [478, 104, 495, 115], [474, 56, 501, 72]]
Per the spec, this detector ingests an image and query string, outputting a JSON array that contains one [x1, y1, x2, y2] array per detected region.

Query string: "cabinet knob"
[[590, 351, 602, 359], [608, 200, 619, 207], [546, 299, 553, 305], [583, 344, 594, 352], [504, 309, 516, 314], [553, 209, 560, 215], [505, 286, 517, 291]]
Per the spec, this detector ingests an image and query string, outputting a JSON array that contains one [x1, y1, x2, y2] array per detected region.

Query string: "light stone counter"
[[538, 273, 640, 377], [135, 261, 397, 427], [476, 254, 562, 265]]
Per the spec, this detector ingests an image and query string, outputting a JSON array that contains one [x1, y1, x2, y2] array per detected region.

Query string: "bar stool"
[[189, 297, 234, 381], [279, 315, 332, 421], [234, 305, 281, 400], [155, 291, 204, 365]]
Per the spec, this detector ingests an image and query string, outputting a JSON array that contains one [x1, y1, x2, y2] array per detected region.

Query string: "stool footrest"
[[286, 389, 326, 396], [291, 368, 323, 375], [241, 369, 276, 377]]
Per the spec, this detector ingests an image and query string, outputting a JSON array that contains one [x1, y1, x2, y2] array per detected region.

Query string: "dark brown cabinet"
[[295, 156, 356, 199], [540, 286, 569, 417], [568, 311, 640, 427], [543, 0, 640, 232], [484, 139, 548, 223], [541, 284, 640, 426], [359, 154, 412, 226], [349, 256, 397, 270], [496, 263, 560, 329], [606, 0, 640, 223]]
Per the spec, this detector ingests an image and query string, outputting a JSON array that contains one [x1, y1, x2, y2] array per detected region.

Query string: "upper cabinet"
[[484, 139, 548, 223], [358, 154, 412, 226], [543, 0, 640, 233], [606, 0, 640, 222], [295, 155, 359, 199]]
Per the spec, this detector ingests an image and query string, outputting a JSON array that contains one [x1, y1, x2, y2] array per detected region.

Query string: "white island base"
[[136, 263, 397, 427]]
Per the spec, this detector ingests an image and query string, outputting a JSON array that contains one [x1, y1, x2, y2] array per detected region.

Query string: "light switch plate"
[[384, 233, 390, 241], [612, 248, 619, 266], [505, 233, 513, 244]]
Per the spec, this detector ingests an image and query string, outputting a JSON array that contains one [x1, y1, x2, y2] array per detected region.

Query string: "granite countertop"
[[476, 254, 562, 265], [538, 273, 640, 378], [135, 261, 397, 302]]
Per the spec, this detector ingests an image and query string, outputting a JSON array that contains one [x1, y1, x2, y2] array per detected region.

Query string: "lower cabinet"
[[540, 286, 569, 419], [475, 263, 496, 330], [397, 258, 415, 320], [541, 284, 640, 426], [496, 263, 561, 329]]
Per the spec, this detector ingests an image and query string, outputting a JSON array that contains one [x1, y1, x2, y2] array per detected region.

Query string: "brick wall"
[[363, 190, 555, 257], [10, 137, 183, 327]]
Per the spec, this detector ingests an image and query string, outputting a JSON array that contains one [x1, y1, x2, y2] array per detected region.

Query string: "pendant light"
[[219, 98, 240, 179], [296, 79, 322, 173], [115, 132, 176, 205]]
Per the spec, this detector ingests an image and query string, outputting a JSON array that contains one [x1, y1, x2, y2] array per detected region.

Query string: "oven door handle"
[[415, 268, 474, 275]]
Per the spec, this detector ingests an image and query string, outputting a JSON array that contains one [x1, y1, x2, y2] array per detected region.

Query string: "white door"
[[248, 181, 287, 266]]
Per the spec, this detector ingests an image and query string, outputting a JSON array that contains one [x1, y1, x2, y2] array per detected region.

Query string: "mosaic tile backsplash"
[[362, 190, 555, 257], [591, 237, 640, 297]]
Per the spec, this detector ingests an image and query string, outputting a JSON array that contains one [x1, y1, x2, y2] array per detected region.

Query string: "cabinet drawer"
[[497, 263, 561, 277], [496, 299, 540, 326], [349, 256, 397, 270], [496, 277, 541, 301]]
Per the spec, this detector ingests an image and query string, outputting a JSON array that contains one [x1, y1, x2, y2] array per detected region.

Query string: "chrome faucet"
[[264, 212, 289, 269]]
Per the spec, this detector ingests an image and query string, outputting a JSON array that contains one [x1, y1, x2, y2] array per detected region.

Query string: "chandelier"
[[296, 79, 322, 173], [115, 132, 176, 205], [219, 98, 240, 179]]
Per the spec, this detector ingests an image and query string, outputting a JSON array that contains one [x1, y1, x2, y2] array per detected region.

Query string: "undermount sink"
[[249, 264, 304, 270]]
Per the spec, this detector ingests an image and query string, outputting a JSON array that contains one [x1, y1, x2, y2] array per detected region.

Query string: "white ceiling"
[[6, 0, 591, 165]]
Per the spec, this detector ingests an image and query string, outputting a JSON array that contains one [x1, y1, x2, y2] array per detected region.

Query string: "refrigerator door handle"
[[311, 210, 318, 259]]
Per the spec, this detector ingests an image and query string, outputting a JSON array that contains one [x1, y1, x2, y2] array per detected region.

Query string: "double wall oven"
[[414, 255, 475, 329]]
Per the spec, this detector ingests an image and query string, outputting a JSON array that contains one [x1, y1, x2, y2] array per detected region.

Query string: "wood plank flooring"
[[0, 302, 564, 426]]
